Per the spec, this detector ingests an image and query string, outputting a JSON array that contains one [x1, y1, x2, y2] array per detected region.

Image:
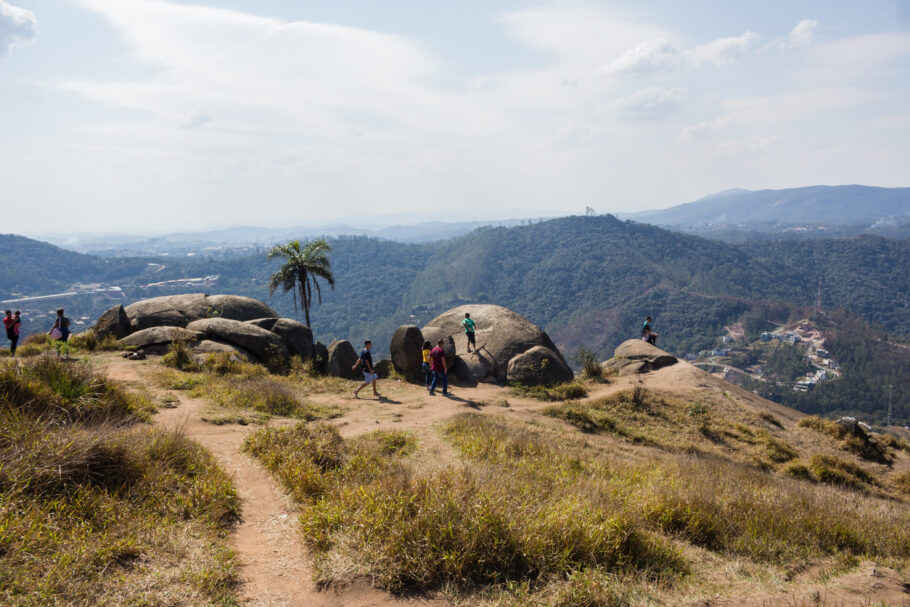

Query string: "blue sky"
[[1, 0, 909, 234]]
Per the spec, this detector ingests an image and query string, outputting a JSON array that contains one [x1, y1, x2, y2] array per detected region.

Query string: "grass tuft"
[[511, 382, 588, 401]]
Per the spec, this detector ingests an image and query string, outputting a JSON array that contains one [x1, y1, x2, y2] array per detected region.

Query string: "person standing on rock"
[[462, 312, 476, 353], [421, 339, 433, 390], [428, 339, 449, 396], [4, 310, 20, 356], [353, 339, 381, 398]]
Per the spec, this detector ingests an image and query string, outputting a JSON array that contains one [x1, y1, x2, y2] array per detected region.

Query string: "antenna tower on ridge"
[[585, 206, 596, 216]]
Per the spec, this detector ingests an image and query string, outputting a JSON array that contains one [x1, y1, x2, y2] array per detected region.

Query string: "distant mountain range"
[[623, 185, 910, 240], [37, 218, 542, 255]]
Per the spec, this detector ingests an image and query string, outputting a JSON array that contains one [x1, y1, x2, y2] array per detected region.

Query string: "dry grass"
[[245, 411, 910, 604], [510, 381, 588, 401], [797, 416, 891, 463], [543, 389, 800, 469], [191, 375, 341, 420], [0, 357, 239, 605]]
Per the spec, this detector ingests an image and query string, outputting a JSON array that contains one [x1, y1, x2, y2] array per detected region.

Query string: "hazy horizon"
[[2, 1, 909, 234]]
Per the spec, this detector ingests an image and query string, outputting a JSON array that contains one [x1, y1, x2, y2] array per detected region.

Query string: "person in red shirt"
[[428, 339, 448, 396], [3, 310, 20, 356]]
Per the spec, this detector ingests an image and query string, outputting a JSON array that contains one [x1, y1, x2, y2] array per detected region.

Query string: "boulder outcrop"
[[119, 326, 203, 349], [186, 318, 289, 365], [389, 325, 424, 375], [269, 319, 314, 360], [327, 340, 360, 379], [422, 304, 570, 384], [602, 339, 678, 375], [313, 341, 329, 374], [123, 294, 277, 332], [191, 339, 254, 361], [506, 346, 574, 386], [95, 304, 131, 339]]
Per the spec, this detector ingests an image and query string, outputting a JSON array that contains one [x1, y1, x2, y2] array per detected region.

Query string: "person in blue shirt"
[[353, 340, 381, 398]]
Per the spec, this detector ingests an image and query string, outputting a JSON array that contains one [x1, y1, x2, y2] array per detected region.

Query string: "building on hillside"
[[760, 332, 772, 342], [816, 348, 830, 358]]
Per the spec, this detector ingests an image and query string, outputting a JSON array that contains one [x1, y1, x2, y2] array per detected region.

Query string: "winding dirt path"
[[101, 358, 439, 607]]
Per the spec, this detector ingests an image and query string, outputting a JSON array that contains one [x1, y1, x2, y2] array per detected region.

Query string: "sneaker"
[[428, 391, 435, 396], [442, 391, 449, 396]]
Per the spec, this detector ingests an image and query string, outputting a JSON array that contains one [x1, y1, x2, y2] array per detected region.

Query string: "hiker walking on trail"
[[4, 310, 20, 356], [641, 316, 658, 346], [428, 339, 448, 396], [463, 312, 476, 353], [50, 308, 70, 342], [353, 340, 381, 398], [421, 339, 433, 390]]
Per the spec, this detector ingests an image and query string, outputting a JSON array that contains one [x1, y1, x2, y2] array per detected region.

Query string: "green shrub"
[[572, 346, 604, 381], [161, 340, 199, 371], [511, 382, 587, 401]]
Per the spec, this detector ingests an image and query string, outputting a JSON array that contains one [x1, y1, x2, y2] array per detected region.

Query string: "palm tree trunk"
[[301, 277, 311, 328]]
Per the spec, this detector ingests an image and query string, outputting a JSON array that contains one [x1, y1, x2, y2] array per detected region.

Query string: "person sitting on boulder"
[[353, 340, 381, 399], [642, 316, 657, 346], [462, 312, 476, 353], [421, 340, 433, 390]]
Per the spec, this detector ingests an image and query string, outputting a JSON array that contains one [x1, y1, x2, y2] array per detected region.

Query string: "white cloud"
[[612, 87, 685, 119], [688, 31, 760, 65], [713, 135, 779, 157], [0, 0, 36, 57], [677, 113, 735, 144], [600, 38, 680, 77], [786, 19, 820, 48], [182, 107, 212, 129]]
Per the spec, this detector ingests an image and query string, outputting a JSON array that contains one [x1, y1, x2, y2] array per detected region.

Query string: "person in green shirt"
[[462, 312, 476, 353]]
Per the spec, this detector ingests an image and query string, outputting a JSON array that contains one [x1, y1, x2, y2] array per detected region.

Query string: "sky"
[[1, 0, 909, 235]]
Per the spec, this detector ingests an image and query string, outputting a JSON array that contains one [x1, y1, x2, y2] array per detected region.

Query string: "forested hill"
[[3, 218, 910, 362], [0, 234, 149, 299]]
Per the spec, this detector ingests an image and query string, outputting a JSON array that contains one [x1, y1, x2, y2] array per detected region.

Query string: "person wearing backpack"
[[50, 308, 70, 342], [3, 310, 20, 355]]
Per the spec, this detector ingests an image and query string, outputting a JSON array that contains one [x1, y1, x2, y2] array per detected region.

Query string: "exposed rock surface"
[[389, 325, 424, 374], [327, 340, 360, 379], [602, 339, 678, 375], [205, 295, 279, 322], [187, 318, 289, 365], [313, 341, 329, 374], [374, 358, 392, 379], [246, 318, 279, 331], [119, 326, 203, 349], [123, 294, 277, 332], [191, 339, 254, 361], [422, 304, 569, 383], [269, 318, 313, 360], [95, 304, 131, 339], [506, 346, 574, 386]]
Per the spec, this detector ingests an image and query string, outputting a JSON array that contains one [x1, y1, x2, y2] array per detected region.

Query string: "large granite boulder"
[[269, 318, 313, 360], [420, 327, 456, 367], [119, 326, 203, 349], [390, 325, 424, 375], [186, 318, 289, 365], [506, 346, 574, 386], [95, 304, 131, 339], [602, 339, 678, 375], [327, 340, 360, 379], [191, 339, 254, 362], [205, 295, 279, 322], [374, 358, 392, 379], [123, 294, 278, 332], [125, 294, 207, 331], [422, 304, 568, 382], [246, 317, 278, 331], [313, 341, 329, 374]]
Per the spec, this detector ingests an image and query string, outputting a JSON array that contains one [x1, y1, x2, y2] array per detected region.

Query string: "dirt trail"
[[101, 358, 439, 607], [98, 356, 910, 607]]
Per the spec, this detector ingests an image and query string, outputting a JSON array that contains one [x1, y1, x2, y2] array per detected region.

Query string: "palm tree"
[[267, 239, 335, 328]]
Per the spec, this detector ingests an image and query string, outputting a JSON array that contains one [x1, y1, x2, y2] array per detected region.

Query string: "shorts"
[[363, 371, 378, 383], [466, 331, 476, 345]]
